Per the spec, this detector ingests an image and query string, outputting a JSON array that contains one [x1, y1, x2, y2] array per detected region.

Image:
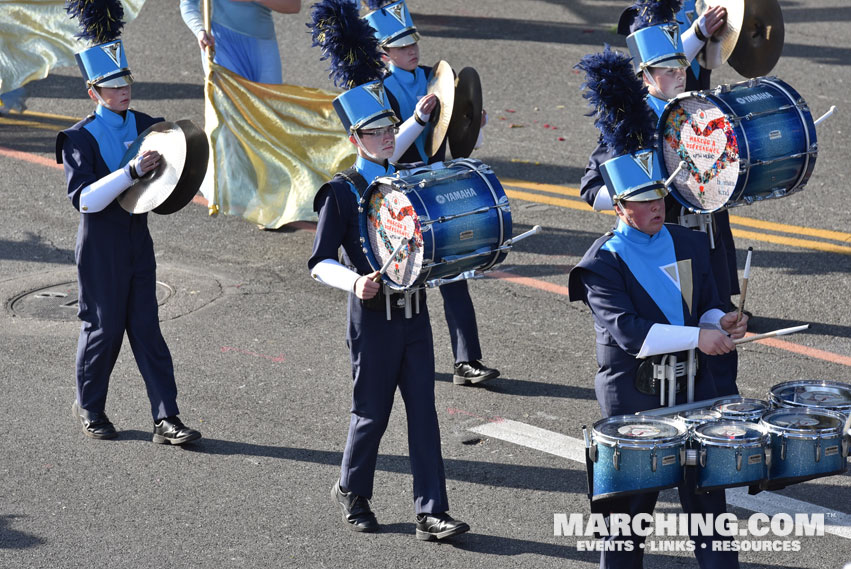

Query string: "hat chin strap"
[[352, 131, 383, 162]]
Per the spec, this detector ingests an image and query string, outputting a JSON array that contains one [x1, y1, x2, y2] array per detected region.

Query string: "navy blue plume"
[[308, 0, 385, 89], [575, 46, 657, 156], [631, 0, 682, 29], [66, 0, 125, 44]]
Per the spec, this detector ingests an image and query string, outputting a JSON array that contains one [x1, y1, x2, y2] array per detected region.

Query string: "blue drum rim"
[[692, 420, 770, 448], [760, 407, 847, 439], [592, 415, 688, 448]]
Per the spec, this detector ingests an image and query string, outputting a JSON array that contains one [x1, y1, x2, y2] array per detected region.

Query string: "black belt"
[[635, 351, 696, 396], [361, 287, 424, 313]]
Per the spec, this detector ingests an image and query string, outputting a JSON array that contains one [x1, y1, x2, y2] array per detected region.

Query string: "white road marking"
[[469, 418, 851, 540]]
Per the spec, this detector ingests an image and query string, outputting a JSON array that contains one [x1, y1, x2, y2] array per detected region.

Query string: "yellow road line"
[[504, 188, 851, 255], [0, 117, 66, 131], [502, 179, 581, 198], [728, 214, 851, 243]]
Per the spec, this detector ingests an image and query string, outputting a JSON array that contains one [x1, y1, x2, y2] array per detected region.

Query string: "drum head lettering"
[[662, 98, 740, 212], [366, 186, 425, 287], [617, 424, 662, 438]]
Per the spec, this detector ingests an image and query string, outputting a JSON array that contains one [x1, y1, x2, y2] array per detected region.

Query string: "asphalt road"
[[1, 1, 850, 568]]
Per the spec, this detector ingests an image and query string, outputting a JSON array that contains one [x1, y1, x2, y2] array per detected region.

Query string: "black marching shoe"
[[332, 481, 378, 532], [72, 401, 117, 440], [152, 416, 201, 445], [415, 512, 470, 541], [453, 360, 500, 385]]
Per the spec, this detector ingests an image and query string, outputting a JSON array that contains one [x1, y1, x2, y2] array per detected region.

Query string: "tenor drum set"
[[584, 380, 851, 501]]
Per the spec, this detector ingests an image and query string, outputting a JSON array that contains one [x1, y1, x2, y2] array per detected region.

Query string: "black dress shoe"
[[415, 512, 470, 541], [152, 416, 201, 445], [453, 361, 500, 385], [72, 401, 117, 440], [332, 481, 378, 532]]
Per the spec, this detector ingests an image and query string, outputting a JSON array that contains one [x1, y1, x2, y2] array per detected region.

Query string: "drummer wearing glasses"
[[307, 0, 469, 541]]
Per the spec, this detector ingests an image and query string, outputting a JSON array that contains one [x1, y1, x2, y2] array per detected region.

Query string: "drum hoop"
[[592, 415, 688, 447], [760, 408, 846, 438], [407, 180, 434, 285], [760, 78, 816, 192], [453, 159, 507, 271], [692, 422, 769, 447], [769, 380, 851, 411]]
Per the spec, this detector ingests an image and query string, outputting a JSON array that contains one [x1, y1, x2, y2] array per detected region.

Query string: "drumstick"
[[814, 105, 836, 127], [373, 238, 409, 282], [733, 324, 810, 345], [664, 161, 687, 188], [737, 247, 753, 323]]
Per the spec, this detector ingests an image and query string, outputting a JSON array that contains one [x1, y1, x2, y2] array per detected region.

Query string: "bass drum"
[[659, 77, 817, 213], [358, 159, 511, 290]]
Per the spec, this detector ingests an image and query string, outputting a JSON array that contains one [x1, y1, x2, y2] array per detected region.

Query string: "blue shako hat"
[[576, 46, 668, 202], [363, 0, 420, 48], [308, 0, 398, 132], [66, 0, 134, 87], [624, 0, 688, 75]]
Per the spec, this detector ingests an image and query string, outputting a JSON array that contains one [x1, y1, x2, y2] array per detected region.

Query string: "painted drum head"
[[364, 183, 425, 287]]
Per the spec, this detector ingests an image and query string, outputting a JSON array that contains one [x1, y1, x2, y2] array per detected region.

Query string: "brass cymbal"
[[727, 0, 784, 77], [118, 120, 209, 214], [696, 0, 784, 78], [448, 67, 483, 159], [425, 60, 455, 158]]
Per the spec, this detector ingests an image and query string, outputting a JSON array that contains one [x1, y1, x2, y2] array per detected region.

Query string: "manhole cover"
[[10, 281, 175, 321]]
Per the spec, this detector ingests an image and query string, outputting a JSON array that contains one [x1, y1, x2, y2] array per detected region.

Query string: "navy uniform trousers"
[[569, 226, 738, 569], [385, 66, 484, 366], [310, 170, 450, 514], [58, 112, 179, 421]]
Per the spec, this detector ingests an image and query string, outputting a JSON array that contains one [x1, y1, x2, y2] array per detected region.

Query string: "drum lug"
[[362, 247, 368, 254], [589, 442, 598, 463], [815, 438, 822, 463], [735, 446, 743, 472], [613, 444, 620, 471], [359, 237, 365, 244], [765, 446, 772, 468], [358, 206, 364, 213], [842, 437, 849, 458], [699, 448, 707, 468], [781, 435, 787, 461], [650, 446, 658, 473], [680, 447, 687, 466]]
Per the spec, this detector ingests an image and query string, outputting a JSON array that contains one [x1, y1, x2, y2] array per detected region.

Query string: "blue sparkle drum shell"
[[358, 159, 511, 290], [659, 77, 818, 213], [769, 380, 851, 419], [692, 420, 770, 493], [588, 416, 687, 501], [760, 408, 848, 486], [711, 397, 771, 423]]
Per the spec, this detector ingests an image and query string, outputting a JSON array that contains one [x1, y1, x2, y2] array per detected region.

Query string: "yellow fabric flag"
[[204, 62, 356, 228], [0, 0, 145, 96]]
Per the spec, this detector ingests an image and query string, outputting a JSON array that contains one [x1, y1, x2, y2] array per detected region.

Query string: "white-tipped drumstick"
[[374, 238, 410, 282], [665, 161, 687, 188], [737, 247, 753, 323], [814, 105, 836, 127], [733, 324, 810, 345]]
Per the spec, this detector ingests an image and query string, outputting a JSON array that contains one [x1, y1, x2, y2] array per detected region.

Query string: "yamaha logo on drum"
[[435, 187, 478, 204], [735, 92, 773, 104]]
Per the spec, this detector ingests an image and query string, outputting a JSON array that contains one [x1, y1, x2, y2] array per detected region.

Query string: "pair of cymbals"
[[425, 61, 483, 159], [696, 0, 784, 78], [118, 119, 209, 214]]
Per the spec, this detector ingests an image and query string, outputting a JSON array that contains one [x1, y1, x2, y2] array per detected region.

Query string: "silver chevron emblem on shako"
[[388, 3, 407, 26], [101, 41, 122, 67], [632, 150, 655, 178], [363, 82, 387, 106], [661, 24, 680, 49]]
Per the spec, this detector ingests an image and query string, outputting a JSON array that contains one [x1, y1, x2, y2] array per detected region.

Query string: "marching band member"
[[579, 0, 740, 396], [570, 46, 746, 568], [56, 0, 201, 444], [307, 0, 469, 540], [363, 0, 500, 386]]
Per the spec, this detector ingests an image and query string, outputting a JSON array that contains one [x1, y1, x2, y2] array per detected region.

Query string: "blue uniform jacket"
[[568, 224, 723, 416]]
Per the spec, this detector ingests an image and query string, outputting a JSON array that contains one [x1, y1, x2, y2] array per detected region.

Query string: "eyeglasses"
[[358, 126, 399, 137]]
